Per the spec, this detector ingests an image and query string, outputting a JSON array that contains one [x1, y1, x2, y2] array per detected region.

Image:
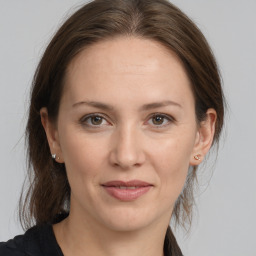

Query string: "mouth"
[[101, 180, 153, 201]]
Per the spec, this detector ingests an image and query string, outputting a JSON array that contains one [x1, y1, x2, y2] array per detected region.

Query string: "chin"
[[102, 218, 151, 233], [95, 205, 167, 233]]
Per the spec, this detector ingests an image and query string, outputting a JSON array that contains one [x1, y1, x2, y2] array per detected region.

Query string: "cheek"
[[150, 133, 196, 198], [59, 128, 107, 190]]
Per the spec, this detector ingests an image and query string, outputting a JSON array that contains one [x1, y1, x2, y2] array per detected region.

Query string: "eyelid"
[[79, 112, 175, 128], [146, 113, 175, 128], [79, 113, 111, 127]]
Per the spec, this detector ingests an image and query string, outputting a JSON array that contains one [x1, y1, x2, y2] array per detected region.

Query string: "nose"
[[109, 126, 146, 169]]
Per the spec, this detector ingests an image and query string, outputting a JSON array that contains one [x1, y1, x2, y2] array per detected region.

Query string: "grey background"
[[0, 1, 255, 255]]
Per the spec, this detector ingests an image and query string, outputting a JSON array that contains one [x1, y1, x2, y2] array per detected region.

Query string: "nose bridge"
[[110, 123, 145, 169]]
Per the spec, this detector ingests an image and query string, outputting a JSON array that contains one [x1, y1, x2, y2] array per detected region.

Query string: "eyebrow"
[[72, 100, 181, 111]]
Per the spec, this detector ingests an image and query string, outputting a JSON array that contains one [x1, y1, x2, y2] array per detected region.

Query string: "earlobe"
[[40, 107, 64, 163], [190, 108, 217, 166]]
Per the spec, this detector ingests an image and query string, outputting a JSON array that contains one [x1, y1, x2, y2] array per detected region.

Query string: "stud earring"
[[52, 154, 60, 161], [194, 154, 201, 160]]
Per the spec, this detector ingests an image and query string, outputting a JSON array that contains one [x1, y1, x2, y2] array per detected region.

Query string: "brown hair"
[[20, 0, 225, 255]]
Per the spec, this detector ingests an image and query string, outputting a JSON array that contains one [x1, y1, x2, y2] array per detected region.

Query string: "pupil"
[[153, 116, 163, 125], [92, 116, 102, 125]]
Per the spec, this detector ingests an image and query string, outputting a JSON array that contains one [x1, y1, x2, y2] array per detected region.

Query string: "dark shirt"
[[0, 225, 63, 256]]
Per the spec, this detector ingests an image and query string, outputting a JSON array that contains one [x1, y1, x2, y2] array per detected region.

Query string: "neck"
[[53, 211, 168, 256]]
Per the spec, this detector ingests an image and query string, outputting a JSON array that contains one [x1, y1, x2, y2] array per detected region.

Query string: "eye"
[[147, 113, 174, 128], [80, 114, 110, 127]]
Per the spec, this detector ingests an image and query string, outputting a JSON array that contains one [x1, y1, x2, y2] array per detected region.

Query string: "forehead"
[[63, 36, 194, 108], [67, 36, 187, 78]]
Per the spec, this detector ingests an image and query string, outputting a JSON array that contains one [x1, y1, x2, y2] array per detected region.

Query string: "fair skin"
[[41, 36, 216, 256]]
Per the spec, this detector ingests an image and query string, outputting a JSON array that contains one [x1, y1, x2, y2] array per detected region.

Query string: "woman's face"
[[43, 37, 213, 232]]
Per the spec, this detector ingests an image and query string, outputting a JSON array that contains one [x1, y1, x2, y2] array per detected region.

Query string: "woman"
[[0, 0, 225, 255]]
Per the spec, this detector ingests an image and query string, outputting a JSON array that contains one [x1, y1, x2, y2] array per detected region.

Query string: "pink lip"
[[102, 180, 153, 201]]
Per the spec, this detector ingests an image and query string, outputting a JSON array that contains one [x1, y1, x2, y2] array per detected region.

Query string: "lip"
[[102, 180, 153, 201]]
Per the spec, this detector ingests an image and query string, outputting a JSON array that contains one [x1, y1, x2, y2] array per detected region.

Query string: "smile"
[[102, 180, 153, 201], [118, 186, 140, 189]]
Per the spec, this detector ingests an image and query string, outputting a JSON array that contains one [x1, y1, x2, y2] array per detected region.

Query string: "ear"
[[189, 108, 217, 166], [40, 107, 64, 163]]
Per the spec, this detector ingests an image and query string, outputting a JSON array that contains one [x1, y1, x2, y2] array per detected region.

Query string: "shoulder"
[[0, 234, 26, 256], [0, 225, 56, 256]]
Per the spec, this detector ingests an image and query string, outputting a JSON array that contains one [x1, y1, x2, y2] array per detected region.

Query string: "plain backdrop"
[[0, 1, 255, 255]]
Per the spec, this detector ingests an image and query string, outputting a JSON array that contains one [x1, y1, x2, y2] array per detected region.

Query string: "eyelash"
[[80, 113, 175, 129]]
